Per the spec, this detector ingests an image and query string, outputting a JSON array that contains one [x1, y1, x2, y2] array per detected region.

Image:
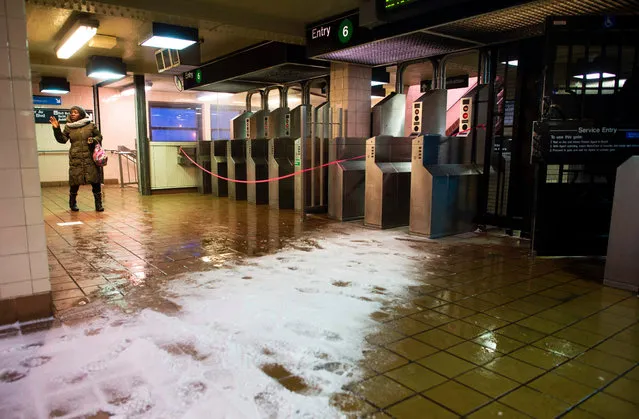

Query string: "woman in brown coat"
[[50, 106, 104, 212]]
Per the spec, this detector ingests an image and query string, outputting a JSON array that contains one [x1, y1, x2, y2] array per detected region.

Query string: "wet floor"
[[0, 185, 637, 418]]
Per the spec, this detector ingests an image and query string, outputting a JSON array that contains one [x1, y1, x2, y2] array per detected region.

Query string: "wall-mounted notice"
[[535, 120, 639, 164], [34, 108, 93, 124]]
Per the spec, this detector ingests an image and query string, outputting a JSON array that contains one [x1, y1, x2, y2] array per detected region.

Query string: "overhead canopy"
[[183, 42, 330, 93], [307, 0, 639, 67]]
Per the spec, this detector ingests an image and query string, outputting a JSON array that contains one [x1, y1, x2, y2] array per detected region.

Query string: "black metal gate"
[[532, 16, 639, 256], [479, 38, 545, 236]]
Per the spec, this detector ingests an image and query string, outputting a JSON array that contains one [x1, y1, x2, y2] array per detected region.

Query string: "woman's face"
[[69, 109, 81, 122]]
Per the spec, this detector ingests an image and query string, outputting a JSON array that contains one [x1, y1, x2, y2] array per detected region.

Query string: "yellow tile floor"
[[38, 186, 639, 418]]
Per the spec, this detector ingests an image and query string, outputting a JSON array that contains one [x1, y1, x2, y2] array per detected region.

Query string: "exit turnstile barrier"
[[211, 140, 228, 197], [227, 140, 247, 201], [269, 137, 296, 209], [410, 135, 482, 238], [247, 138, 270, 204], [364, 136, 413, 229], [328, 137, 367, 221]]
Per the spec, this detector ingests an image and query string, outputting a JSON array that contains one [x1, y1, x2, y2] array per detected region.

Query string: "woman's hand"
[[49, 116, 60, 129]]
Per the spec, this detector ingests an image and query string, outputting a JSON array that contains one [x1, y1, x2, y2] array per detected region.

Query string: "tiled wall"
[[330, 63, 372, 139], [0, 0, 51, 301]]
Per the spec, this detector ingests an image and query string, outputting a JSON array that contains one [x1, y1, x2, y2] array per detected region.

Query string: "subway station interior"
[[1, 0, 639, 417]]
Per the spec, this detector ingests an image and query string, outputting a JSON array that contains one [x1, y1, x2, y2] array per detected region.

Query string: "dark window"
[[149, 102, 202, 142]]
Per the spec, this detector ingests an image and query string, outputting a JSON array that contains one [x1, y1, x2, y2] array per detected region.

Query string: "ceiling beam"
[[26, 0, 306, 44]]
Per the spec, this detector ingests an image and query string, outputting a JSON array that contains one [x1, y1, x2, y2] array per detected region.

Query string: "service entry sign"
[[306, 12, 369, 58], [535, 120, 639, 164]]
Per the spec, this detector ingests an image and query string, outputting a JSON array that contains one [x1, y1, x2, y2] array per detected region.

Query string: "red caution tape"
[[452, 124, 487, 137], [179, 147, 365, 184]]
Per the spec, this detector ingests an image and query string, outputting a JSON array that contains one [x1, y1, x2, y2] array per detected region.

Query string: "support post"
[[134, 75, 151, 196], [92, 84, 101, 130]]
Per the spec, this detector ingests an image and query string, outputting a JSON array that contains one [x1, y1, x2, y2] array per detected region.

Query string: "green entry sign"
[[195, 69, 202, 84], [338, 19, 354, 44]]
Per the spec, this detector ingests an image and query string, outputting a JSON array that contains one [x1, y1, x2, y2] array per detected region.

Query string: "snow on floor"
[[0, 230, 424, 419]]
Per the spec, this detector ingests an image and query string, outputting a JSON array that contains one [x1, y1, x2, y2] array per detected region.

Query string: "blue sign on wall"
[[33, 95, 62, 106]]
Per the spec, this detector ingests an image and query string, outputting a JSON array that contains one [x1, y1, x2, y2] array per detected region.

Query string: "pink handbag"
[[92, 142, 108, 167]]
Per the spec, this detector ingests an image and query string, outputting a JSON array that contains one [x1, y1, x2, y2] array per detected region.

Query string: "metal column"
[[134, 75, 151, 196], [92, 84, 101, 130]]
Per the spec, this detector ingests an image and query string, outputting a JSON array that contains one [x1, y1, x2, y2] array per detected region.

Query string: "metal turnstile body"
[[294, 136, 328, 212], [410, 135, 482, 238], [328, 137, 367, 221], [227, 140, 247, 201], [211, 140, 228, 197], [365, 136, 413, 229], [249, 110, 269, 140], [247, 138, 269, 204], [268, 137, 295, 209], [372, 92, 406, 137], [196, 141, 212, 194]]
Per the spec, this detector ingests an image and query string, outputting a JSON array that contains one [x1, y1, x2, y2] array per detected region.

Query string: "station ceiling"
[[26, 0, 359, 89]]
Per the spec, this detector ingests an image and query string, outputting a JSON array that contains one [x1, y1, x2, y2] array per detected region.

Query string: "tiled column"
[[329, 63, 372, 138], [0, 0, 52, 324]]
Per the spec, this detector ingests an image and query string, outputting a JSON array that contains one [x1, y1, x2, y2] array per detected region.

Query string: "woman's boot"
[[69, 193, 79, 212], [94, 192, 104, 212]]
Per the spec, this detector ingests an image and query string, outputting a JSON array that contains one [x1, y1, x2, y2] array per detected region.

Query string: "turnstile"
[[294, 136, 329, 212], [268, 137, 295, 209], [328, 137, 367, 221], [364, 136, 413, 229], [227, 140, 247, 201], [211, 140, 228, 197], [410, 135, 481, 238], [196, 141, 212, 194], [247, 138, 269, 205]]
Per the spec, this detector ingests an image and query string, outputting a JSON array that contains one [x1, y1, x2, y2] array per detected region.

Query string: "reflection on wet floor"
[[7, 186, 639, 417], [41, 186, 333, 314]]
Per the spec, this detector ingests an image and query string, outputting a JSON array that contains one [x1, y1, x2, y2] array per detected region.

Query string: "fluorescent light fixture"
[[501, 60, 519, 66], [88, 34, 117, 50], [86, 56, 127, 80], [39, 77, 71, 94], [141, 22, 198, 50], [371, 67, 390, 87], [88, 71, 126, 80], [56, 19, 99, 59], [574, 72, 616, 80], [143, 36, 195, 50]]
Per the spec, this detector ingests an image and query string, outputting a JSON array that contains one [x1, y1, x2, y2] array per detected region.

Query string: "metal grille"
[[317, 32, 473, 66], [433, 0, 639, 43], [240, 64, 330, 84], [192, 81, 269, 93]]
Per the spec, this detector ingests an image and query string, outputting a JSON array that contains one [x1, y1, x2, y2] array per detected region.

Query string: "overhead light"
[[120, 82, 153, 96], [39, 77, 70, 94], [56, 19, 99, 59], [86, 56, 127, 80], [197, 92, 233, 101], [574, 72, 616, 80], [140, 22, 198, 50], [88, 34, 117, 50], [501, 60, 519, 66], [371, 67, 390, 87], [371, 85, 385, 98]]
